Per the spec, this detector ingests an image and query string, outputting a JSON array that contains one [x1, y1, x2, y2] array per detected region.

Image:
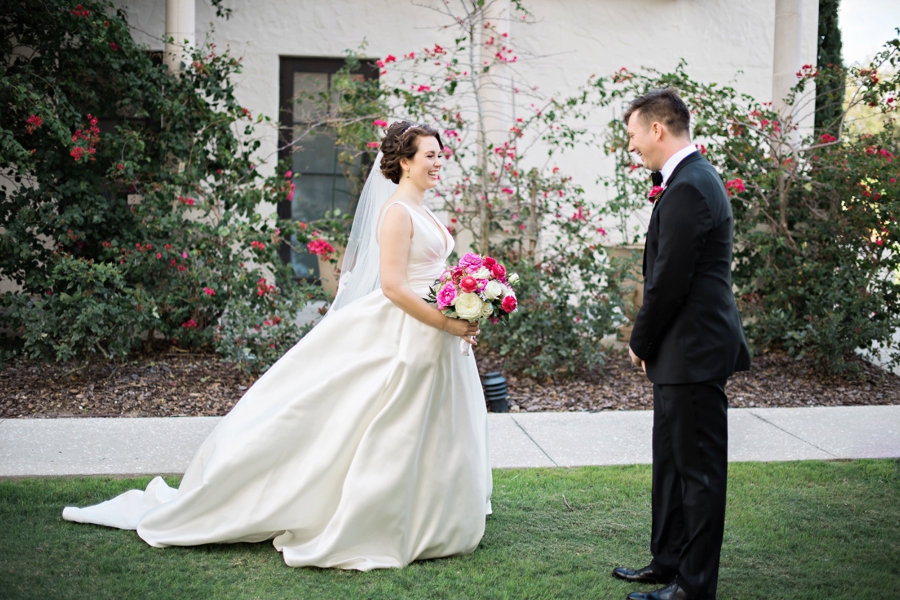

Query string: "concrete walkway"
[[1, 405, 898, 478]]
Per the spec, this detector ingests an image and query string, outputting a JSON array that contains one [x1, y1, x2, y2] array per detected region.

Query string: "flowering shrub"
[[598, 40, 900, 374], [0, 0, 324, 371], [302, 1, 622, 378]]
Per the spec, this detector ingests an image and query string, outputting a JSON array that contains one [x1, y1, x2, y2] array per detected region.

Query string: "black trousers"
[[649, 378, 728, 600]]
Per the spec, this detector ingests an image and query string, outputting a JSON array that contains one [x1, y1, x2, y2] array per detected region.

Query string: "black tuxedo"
[[629, 151, 750, 599]]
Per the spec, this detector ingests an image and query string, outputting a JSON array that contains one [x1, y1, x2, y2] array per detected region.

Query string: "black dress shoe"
[[626, 582, 689, 600], [612, 564, 673, 585]]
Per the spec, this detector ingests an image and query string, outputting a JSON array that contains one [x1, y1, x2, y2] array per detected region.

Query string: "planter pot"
[[605, 244, 645, 343], [315, 244, 346, 299]]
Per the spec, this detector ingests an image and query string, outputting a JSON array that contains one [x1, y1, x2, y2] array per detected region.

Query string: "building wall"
[[113, 0, 819, 240]]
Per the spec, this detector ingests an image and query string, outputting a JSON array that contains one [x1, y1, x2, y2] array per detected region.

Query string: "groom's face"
[[626, 110, 660, 171]]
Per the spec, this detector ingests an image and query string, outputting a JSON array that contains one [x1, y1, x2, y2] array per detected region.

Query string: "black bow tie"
[[651, 171, 663, 187]]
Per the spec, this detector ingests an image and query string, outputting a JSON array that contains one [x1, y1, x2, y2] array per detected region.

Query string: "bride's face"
[[402, 136, 443, 190]]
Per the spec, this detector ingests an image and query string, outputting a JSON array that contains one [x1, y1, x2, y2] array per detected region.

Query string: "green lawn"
[[1, 460, 898, 599]]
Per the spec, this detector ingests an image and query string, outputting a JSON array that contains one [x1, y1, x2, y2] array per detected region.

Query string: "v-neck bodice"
[[378, 201, 455, 294]]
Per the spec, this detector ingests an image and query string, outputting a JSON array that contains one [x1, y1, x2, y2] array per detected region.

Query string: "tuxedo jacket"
[[629, 152, 751, 384]]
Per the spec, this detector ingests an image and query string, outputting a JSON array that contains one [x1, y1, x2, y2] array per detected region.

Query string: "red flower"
[[26, 115, 43, 134], [203, 287, 216, 296], [70, 146, 85, 161], [491, 263, 506, 279], [725, 178, 746, 195], [117, 163, 124, 170], [373, 119, 388, 127], [156, 252, 162, 259], [820, 133, 837, 143], [384, 54, 397, 63], [366, 141, 380, 148], [648, 185, 664, 203], [182, 319, 198, 329], [501, 295, 517, 313], [110, 42, 118, 51], [483, 256, 497, 269], [417, 85, 431, 92], [460, 276, 478, 293]]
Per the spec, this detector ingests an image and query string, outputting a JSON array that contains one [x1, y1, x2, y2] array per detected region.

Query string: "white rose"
[[454, 292, 484, 321], [481, 301, 495, 319], [508, 272, 520, 285], [472, 267, 491, 280], [501, 284, 515, 299], [484, 279, 504, 300]]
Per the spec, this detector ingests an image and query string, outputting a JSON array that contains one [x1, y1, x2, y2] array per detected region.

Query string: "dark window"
[[278, 57, 378, 278]]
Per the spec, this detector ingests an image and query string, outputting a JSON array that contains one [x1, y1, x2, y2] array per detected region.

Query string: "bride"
[[63, 121, 493, 571]]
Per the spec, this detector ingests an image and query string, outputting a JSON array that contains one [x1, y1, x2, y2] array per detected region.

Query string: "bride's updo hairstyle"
[[379, 121, 444, 184]]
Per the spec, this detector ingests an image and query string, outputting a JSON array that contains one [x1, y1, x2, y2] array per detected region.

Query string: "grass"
[[1, 460, 898, 599]]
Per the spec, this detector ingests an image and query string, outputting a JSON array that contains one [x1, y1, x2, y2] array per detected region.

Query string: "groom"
[[613, 89, 751, 600]]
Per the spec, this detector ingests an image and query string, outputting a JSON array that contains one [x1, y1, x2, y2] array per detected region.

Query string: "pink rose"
[[459, 252, 483, 272], [648, 185, 664, 203], [501, 295, 517, 313], [460, 276, 478, 293], [490, 263, 506, 280], [437, 282, 457, 309]]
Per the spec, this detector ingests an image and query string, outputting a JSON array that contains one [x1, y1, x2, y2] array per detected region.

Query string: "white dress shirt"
[[660, 144, 698, 187]]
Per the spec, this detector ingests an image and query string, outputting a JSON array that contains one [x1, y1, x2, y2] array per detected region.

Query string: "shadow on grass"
[[1, 461, 898, 599]]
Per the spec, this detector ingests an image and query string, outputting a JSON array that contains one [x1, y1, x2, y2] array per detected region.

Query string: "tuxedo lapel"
[[665, 151, 702, 187], [642, 152, 703, 277]]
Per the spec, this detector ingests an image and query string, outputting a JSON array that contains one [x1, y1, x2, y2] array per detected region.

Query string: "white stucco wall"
[[112, 0, 819, 238]]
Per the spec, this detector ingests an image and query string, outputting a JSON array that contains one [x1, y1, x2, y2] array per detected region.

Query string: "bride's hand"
[[443, 318, 480, 345]]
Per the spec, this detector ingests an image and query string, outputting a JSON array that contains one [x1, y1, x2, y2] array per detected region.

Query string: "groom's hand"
[[628, 346, 646, 372]]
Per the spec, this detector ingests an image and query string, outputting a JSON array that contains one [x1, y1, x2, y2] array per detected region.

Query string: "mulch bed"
[[1, 346, 898, 419]]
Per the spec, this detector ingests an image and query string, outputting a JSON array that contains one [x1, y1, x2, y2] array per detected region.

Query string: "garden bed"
[[1, 346, 898, 418]]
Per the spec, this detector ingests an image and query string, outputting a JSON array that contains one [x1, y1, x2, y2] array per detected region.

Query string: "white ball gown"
[[62, 201, 493, 570]]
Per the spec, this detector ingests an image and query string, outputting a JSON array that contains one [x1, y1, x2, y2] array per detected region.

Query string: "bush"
[[0, 0, 325, 372], [597, 40, 900, 374], [3, 255, 157, 362]]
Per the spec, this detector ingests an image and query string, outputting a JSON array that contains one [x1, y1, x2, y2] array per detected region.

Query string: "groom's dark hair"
[[624, 88, 690, 137]]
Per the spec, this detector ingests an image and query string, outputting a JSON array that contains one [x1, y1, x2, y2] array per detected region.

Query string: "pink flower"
[[483, 256, 497, 269], [820, 133, 836, 143], [491, 263, 506, 280], [417, 85, 431, 92], [366, 141, 380, 148], [156, 252, 162, 259], [373, 119, 388, 127], [307, 238, 335, 259], [203, 287, 216, 296], [460, 276, 478, 293], [437, 282, 458, 309], [182, 319, 198, 329], [501, 187, 514, 194], [501, 295, 517, 313], [459, 252, 483, 272], [648, 185, 664, 203], [182, 251, 188, 258], [110, 42, 118, 51], [285, 170, 293, 179], [287, 182, 295, 201]]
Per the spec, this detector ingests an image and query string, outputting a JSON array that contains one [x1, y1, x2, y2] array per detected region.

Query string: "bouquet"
[[426, 253, 519, 354]]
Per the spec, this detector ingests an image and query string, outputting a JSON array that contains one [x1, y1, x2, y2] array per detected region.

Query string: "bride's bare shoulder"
[[378, 199, 414, 240]]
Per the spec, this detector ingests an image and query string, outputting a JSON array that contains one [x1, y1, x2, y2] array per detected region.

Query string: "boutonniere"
[[648, 185, 665, 204]]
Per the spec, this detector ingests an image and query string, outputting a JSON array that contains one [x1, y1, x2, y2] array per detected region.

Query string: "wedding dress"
[[62, 199, 493, 570]]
